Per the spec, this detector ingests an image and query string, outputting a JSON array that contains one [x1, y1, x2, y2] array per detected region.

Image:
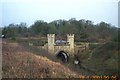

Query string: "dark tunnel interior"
[[56, 51, 69, 63]]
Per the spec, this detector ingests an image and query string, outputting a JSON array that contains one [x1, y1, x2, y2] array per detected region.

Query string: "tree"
[[2, 19, 118, 43], [30, 20, 49, 35], [48, 23, 57, 34]]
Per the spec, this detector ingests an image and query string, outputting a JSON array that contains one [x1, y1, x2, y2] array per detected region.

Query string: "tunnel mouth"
[[56, 51, 69, 63]]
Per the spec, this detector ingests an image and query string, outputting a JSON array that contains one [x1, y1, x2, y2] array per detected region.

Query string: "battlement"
[[47, 34, 55, 37], [67, 34, 74, 37]]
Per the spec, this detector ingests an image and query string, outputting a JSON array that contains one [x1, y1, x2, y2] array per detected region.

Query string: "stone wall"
[[54, 45, 73, 55]]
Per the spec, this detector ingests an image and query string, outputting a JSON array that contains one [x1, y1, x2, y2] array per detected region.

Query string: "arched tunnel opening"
[[56, 51, 69, 63]]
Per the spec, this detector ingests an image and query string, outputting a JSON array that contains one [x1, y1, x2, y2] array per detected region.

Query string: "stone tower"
[[67, 34, 74, 53], [47, 34, 55, 53]]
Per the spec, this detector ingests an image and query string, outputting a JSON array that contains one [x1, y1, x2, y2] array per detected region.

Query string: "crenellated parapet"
[[67, 34, 74, 39], [67, 34, 74, 37], [47, 34, 55, 38]]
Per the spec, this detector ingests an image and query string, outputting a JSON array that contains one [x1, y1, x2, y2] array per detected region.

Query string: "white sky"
[[1, 0, 119, 27]]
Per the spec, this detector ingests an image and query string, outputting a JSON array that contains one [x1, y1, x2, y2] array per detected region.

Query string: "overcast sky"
[[1, 0, 119, 27]]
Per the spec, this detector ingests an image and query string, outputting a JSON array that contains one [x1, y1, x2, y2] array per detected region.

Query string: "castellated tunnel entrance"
[[47, 34, 75, 62], [56, 51, 69, 63]]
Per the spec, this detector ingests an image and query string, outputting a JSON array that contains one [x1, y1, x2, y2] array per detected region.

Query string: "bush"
[[89, 43, 99, 50], [11, 36, 16, 41]]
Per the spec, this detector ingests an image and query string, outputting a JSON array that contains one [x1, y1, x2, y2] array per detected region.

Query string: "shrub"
[[11, 36, 16, 41], [89, 43, 99, 50]]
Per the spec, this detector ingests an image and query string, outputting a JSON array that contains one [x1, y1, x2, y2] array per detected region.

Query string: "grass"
[[3, 37, 119, 78], [82, 41, 119, 76], [2, 39, 80, 78]]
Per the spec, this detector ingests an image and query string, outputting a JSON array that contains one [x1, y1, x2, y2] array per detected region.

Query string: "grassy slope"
[[77, 41, 119, 76], [2, 40, 80, 78], [91, 42, 119, 76]]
